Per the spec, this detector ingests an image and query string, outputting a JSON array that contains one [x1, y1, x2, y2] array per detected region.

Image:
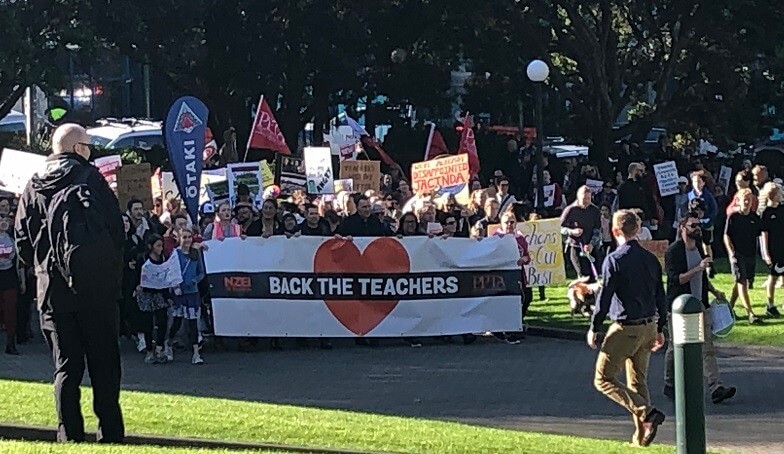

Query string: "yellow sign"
[[260, 160, 274, 188], [489, 218, 566, 287]]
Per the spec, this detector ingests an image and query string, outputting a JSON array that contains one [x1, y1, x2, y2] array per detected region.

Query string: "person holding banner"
[[203, 202, 242, 241], [495, 212, 532, 329], [166, 228, 206, 365]]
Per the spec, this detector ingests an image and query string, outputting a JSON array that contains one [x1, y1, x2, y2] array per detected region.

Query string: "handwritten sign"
[[654, 161, 679, 197], [411, 154, 470, 205], [94, 155, 122, 188], [488, 218, 566, 286], [334, 179, 354, 193], [639, 240, 668, 267], [534, 183, 557, 208], [340, 160, 380, 193], [116, 163, 152, 212], [586, 178, 603, 194], [304, 146, 334, 194], [0, 148, 47, 195]]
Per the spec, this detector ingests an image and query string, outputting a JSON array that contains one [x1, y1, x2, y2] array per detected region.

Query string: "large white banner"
[[204, 236, 523, 337]]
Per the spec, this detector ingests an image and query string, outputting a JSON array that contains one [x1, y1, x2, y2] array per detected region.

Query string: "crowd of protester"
[[0, 135, 781, 365]]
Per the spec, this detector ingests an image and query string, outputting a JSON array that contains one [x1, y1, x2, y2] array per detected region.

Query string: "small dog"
[[567, 277, 603, 317]]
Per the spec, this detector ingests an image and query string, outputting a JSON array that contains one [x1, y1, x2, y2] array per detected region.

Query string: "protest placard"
[[654, 161, 680, 197], [260, 160, 274, 188], [116, 163, 152, 211], [227, 162, 262, 206], [0, 148, 47, 194], [639, 240, 668, 267], [718, 165, 732, 194], [94, 155, 122, 188], [586, 178, 603, 194], [304, 147, 334, 194], [333, 179, 354, 193], [533, 183, 557, 208], [487, 218, 566, 287], [340, 160, 380, 193], [280, 156, 307, 193], [411, 154, 470, 205]]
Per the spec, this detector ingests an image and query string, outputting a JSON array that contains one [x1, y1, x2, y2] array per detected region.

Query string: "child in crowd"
[[165, 228, 206, 364], [136, 234, 174, 364]]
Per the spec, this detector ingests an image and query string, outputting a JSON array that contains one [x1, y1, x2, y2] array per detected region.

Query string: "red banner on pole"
[[246, 95, 291, 156]]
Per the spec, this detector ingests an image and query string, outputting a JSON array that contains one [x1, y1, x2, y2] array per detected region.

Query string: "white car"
[[0, 110, 26, 133], [87, 118, 164, 150]]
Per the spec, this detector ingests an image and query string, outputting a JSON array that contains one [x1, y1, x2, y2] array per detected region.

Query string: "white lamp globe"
[[527, 59, 549, 82]]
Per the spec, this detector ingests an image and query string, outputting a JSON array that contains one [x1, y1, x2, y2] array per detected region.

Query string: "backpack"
[[47, 166, 115, 294]]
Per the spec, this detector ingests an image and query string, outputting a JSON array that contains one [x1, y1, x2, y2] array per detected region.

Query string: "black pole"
[[534, 82, 545, 210], [68, 54, 75, 112]]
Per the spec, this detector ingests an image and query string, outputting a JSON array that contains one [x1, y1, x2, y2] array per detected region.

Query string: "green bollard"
[[671, 294, 706, 454]]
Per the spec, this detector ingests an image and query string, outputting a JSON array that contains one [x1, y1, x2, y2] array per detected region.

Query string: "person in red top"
[[726, 170, 758, 216], [493, 211, 532, 343]]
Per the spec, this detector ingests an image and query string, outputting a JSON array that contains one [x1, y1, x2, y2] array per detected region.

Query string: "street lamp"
[[527, 59, 549, 210]]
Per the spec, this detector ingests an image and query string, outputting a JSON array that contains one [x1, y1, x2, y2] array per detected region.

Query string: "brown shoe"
[[641, 409, 666, 447]]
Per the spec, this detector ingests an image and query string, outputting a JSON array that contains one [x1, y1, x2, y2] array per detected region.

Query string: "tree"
[[453, 0, 784, 169], [0, 0, 94, 120]]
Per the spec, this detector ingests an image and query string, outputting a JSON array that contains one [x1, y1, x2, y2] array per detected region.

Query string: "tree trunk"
[[590, 122, 612, 178], [0, 85, 27, 125]]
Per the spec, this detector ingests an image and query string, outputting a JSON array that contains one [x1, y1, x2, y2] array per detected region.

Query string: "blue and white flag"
[[165, 96, 209, 224]]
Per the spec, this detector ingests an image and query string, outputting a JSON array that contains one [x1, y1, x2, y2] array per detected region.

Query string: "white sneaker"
[[163, 344, 174, 362], [191, 353, 204, 365], [137, 337, 147, 353]]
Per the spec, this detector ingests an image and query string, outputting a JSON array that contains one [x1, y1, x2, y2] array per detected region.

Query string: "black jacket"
[[336, 213, 392, 237], [664, 239, 710, 310], [15, 153, 124, 313], [617, 178, 655, 221]]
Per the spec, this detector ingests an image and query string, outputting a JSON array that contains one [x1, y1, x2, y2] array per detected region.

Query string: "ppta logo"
[[473, 274, 507, 292]]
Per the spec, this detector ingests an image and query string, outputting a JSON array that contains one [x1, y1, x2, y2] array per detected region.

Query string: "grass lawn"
[[0, 379, 671, 454], [0, 440, 275, 453], [527, 258, 784, 347]]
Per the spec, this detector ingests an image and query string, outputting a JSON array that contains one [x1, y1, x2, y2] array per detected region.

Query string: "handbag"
[[710, 299, 735, 338]]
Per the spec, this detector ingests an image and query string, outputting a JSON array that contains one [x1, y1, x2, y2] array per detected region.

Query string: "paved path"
[[1, 334, 782, 453]]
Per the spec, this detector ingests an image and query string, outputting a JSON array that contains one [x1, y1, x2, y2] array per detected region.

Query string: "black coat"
[[664, 239, 710, 310], [336, 213, 392, 237]]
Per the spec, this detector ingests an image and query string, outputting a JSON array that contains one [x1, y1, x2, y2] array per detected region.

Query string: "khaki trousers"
[[664, 306, 721, 392], [594, 321, 657, 418]]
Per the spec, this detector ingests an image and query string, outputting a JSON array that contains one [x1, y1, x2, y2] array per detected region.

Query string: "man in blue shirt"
[[588, 209, 668, 447]]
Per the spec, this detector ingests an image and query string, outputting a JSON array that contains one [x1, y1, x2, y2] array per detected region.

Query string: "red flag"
[[360, 135, 400, 169], [246, 95, 291, 156], [424, 123, 450, 160], [458, 113, 481, 177]]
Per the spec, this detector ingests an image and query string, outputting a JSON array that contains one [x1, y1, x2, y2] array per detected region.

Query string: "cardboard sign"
[[334, 179, 354, 193], [411, 154, 470, 205], [340, 160, 380, 193], [639, 240, 668, 267], [116, 163, 152, 212], [654, 161, 679, 197], [304, 147, 335, 194], [0, 148, 47, 195]]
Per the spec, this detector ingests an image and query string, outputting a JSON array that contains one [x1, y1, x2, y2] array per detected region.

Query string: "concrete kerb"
[[0, 423, 392, 454], [527, 324, 784, 357]]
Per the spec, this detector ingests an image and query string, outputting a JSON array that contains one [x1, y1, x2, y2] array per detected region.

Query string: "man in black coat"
[[336, 196, 392, 237], [663, 213, 736, 404], [15, 124, 125, 443]]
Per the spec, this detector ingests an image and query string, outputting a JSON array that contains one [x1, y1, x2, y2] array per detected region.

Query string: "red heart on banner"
[[313, 238, 410, 336]]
